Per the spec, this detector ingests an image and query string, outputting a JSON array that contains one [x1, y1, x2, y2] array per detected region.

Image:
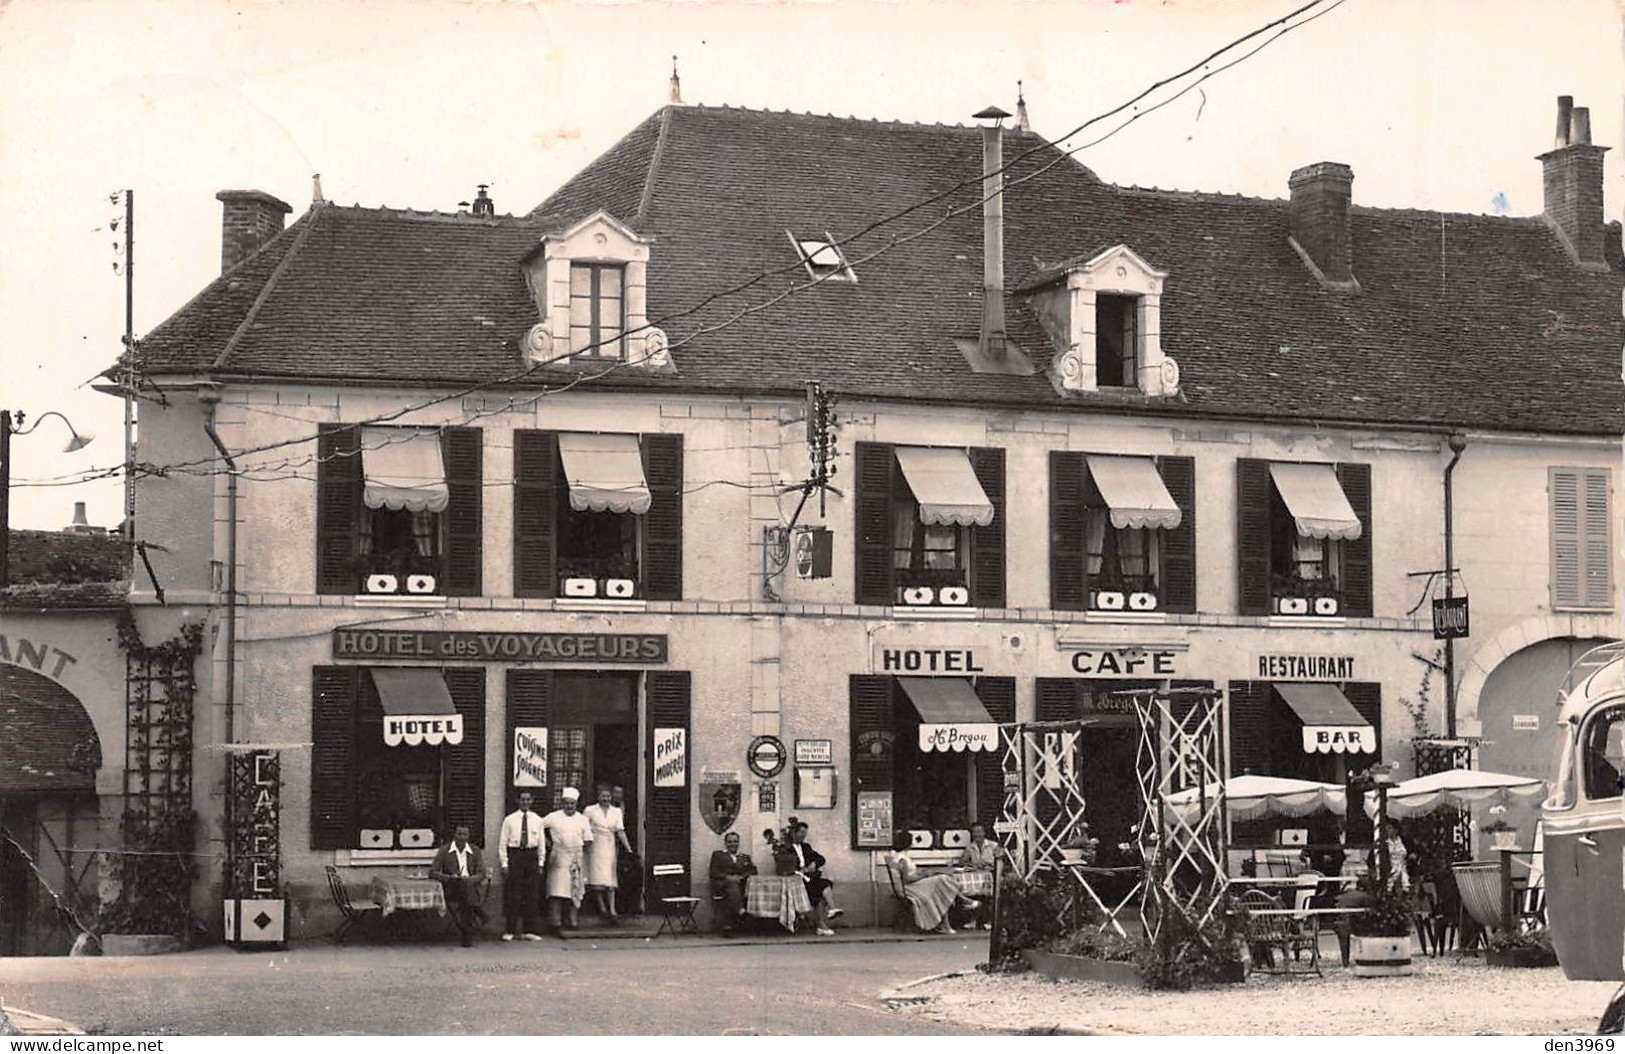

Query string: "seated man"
[[432, 824, 489, 947], [708, 831, 756, 937], [954, 822, 1008, 930]]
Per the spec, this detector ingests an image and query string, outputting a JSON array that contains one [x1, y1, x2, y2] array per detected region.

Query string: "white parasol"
[[1364, 769, 1548, 819], [1165, 775, 1347, 823]]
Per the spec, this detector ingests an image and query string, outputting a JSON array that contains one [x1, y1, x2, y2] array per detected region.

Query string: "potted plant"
[[1485, 926, 1559, 969], [1058, 822, 1098, 865], [1349, 874, 1415, 977], [1482, 806, 1517, 850], [761, 819, 802, 877]]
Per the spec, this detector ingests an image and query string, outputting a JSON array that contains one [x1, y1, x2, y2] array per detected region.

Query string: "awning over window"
[[1274, 682, 1375, 755], [360, 427, 449, 513], [894, 447, 994, 527], [1086, 455, 1182, 531], [371, 668, 464, 748], [557, 433, 651, 514], [1268, 462, 1361, 540], [898, 677, 998, 752]]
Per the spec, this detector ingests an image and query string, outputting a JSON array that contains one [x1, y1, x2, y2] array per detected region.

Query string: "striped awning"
[[894, 447, 994, 527], [1086, 455, 1182, 531], [1274, 682, 1375, 754], [360, 427, 448, 513], [558, 433, 652, 514], [1269, 462, 1361, 540], [371, 668, 463, 748]]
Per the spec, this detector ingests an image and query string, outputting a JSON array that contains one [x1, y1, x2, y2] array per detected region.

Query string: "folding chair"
[[651, 863, 700, 937], [325, 864, 382, 944], [883, 859, 921, 933]]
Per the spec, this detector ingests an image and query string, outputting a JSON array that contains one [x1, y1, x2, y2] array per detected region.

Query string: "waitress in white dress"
[[542, 787, 594, 930], [584, 784, 632, 925]]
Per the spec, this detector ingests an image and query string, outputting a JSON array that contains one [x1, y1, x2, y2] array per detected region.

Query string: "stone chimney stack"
[[1287, 162, 1357, 288], [1539, 95, 1610, 270], [472, 184, 495, 218], [974, 106, 1011, 361], [216, 190, 292, 275]]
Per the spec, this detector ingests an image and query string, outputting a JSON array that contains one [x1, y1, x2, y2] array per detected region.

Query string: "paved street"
[[0, 936, 988, 1035]]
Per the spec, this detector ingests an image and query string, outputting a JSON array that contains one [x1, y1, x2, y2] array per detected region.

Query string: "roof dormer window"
[[1094, 294, 1139, 388], [1031, 244, 1177, 398], [569, 263, 625, 358], [789, 231, 856, 282], [522, 210, 672, 371]]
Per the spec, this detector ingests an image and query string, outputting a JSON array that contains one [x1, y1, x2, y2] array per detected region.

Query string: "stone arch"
[[1456, 612, 1618, 738], [0, 664, 102, 795]]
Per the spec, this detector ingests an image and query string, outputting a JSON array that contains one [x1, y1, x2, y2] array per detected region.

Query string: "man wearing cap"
[[542, 787, 595, 931], [498, 790, 546, 941]]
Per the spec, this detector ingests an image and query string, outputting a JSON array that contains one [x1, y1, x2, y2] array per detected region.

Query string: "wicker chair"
[[325, 864, 381, 944]]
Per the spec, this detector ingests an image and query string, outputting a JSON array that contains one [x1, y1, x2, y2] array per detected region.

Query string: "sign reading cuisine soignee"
[[333, 629, 668, 664]]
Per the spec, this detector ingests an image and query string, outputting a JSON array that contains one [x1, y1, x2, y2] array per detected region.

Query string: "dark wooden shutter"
[[969, 447, 1006, 609], [1337, 462, 1373, 618], [1036, 678, 1078, 722], [505, 669, 551, 813], [854, 443, 895, 605], [849, 675, 894, 848], [642, 434, 684, 601], [973, 678, 1016, 831], [1236, 459, 1272, 616], [310, 666, 358, 849], [513, 431, 558, 598], [1342, 682, 1382, 763], [1050, 452, 1087, 610], [442, 668, 486, 843], [1158, 455, 1197, 614], [1551, 467, 1583, 608], [645, 671, 691, 871], [441, 427, 483, 597], [1227, 680, 1271, 779], [316, 425, 362, 595]]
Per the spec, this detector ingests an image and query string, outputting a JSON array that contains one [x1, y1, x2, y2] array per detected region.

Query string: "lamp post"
[[0, 409, 96, 589]]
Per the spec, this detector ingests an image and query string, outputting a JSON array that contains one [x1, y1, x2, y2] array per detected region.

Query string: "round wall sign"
[[747, 735, 787, 779]]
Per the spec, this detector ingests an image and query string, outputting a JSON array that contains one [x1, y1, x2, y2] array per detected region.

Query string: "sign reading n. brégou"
[[513, 727, 548, 787], [333, 629, 667, 664], [654, 728, 687, 787]]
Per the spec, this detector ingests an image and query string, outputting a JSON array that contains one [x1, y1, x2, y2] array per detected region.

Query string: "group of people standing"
[[496, 784, 633, 940]]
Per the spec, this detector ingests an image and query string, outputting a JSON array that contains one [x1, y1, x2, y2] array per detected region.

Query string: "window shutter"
[[645, 671, 691, 870], [1337, 462, 1373, 618], [442, 668, 486, 843], [642, 434, 684, 601], [1342, 682, 1382, 763], [973, 678, 1016, 831], [1550, 467, 1581, 608], [1582, 468, 1613, 608], [310, 666, 358, 849], [854, 443, 895, 605], [1050, 452, 1087, 610], [1235, 459, 1272, 616], [505, 669, 551, 813], [849, 675, 894, 848], [1158, 455, 1197, 614], [1226, 680, 1271, 778], [441, 427, 483, 597], [513, 431, 559, 598], [316, 425, 362, 595], [1035, 678, 1078, 722], [969, 446, 1007, 609]]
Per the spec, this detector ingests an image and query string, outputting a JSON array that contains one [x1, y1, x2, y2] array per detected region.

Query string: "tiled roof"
[[3, 530, 130, 611], [135, 104, 1625, 435], [0, 665, 100, 795]]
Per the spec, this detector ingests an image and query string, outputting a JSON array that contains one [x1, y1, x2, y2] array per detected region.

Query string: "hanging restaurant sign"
[[334, 629, 668, 664], [1432, 596, 1470, 640], [918, 724, 998, 752]]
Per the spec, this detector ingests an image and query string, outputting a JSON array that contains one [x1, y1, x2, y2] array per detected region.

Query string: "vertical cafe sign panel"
[[225, 750, 286, 946]]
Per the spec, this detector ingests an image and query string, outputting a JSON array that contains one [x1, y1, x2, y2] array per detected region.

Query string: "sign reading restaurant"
[[333, 629, 668, 664], [1256, 654, 1356, 680]]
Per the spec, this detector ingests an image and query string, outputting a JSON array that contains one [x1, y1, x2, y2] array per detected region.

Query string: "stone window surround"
[[522, 210, 667, 369], [1049, 244, 1174, 397]]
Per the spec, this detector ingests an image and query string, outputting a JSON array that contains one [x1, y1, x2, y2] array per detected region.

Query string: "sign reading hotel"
[[1256, 654, 1355, 681], [654, 728, 687, 787], [875, 646, 985, 674], [513, 728, 548, 787], [334, 629, 668, 664], [385, 713, 463, 748]]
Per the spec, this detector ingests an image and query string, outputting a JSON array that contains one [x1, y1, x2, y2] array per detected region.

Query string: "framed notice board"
[[856, 790, 893, 848]]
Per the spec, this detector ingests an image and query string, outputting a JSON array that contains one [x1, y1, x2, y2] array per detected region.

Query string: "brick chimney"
[[1539, 95, 1610, 270], [1288, 162, 1357, 289], [974, 105, 1011, 360], [216, 190, 292, 275]]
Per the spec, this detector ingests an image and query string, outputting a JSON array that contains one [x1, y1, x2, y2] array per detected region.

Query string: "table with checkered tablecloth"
[[953, 869, 994, 898], [371, 876, 447, 917], [743, 875, 811, 931]]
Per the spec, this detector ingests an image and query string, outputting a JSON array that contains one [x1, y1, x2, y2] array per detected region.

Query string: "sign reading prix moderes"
[[333, 629, 668, 664], [654, 728, 687, 787]]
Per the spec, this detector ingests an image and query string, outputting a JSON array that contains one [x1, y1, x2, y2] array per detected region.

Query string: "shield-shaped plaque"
[[701, 776, 742, 835]]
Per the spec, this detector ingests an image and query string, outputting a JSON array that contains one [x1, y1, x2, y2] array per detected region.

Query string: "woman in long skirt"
[[888, 833, 969, 934], [542, 787, 594, 930], [583, 784, 632, 924]]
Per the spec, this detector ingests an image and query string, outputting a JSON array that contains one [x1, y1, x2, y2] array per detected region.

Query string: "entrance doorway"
[[549, 672, 641, 916]]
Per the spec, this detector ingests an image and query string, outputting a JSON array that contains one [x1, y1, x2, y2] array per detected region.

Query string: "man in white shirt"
[[431, 824, 488, 947], [498, 790, 546, 941]]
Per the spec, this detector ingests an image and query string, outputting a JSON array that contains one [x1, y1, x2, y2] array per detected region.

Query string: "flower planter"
[[938, 586, 970, 606], [1486, 945, 1558, 969], [1059, 848, 1088, 864], [1489, 831, 1517, 850], [1351, 935, 1414, 977], [99, 934, 184, 957], [1022, 949, 1145, 987], [562, 577, 598, 597]]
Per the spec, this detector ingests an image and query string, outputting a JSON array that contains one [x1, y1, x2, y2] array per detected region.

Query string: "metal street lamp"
[[1, 408, 97, 589]]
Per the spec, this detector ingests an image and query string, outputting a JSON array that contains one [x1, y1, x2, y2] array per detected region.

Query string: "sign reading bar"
[[1256, 654, 1355, 681], [513, 727, 548, 787], [1432, 596, 1470, 640], [654, 728, 687, 787], [334, 629, 667, 664]]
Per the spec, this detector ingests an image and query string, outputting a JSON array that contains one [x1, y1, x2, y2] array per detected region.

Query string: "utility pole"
[[122, 189, 136, 542], [1, 411, 11, 589]]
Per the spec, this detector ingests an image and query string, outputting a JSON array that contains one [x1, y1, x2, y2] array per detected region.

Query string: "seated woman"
[[888, 833, 972, 935]]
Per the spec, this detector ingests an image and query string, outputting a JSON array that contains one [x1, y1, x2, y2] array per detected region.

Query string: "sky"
[[1, 0, 1621, 529]]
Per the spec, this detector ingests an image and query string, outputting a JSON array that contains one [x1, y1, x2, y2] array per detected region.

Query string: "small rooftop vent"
[[788, 231, 856, 282]]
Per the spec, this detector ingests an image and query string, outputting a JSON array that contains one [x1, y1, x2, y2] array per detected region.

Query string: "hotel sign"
[[334, 629, 668, 664], [1256, 654, 1355, 681]]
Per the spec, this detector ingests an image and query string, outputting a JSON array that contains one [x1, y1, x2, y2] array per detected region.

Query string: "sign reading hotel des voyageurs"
[[333, 629, 668, 663]]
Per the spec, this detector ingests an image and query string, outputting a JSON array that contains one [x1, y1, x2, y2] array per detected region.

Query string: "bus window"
[[1581, 703, 1625, 801], [1547, 720, 1578, 810]]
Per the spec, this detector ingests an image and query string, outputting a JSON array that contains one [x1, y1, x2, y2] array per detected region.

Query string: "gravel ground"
[[897, 955, 1619, 1035]]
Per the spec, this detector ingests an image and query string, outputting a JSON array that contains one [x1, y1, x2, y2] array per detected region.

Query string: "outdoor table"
[[1233, 906, 1368, 917], [371, 875, 447, 917], [1229, 875, 1360, 888], [952, 869, 994, 898], [743, 875, 810, 931]]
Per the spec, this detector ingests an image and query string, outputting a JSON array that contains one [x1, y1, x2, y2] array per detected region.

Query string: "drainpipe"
[[199, 386, 238, 745], [1443, 431, 1468, 738]]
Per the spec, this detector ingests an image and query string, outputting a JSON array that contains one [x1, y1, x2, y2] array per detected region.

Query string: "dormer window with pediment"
[[521, 210, 672, 371], [1028, 244, 1178, 398]]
